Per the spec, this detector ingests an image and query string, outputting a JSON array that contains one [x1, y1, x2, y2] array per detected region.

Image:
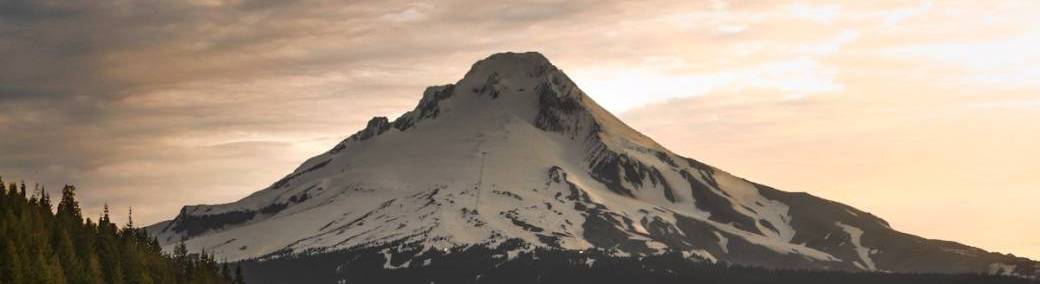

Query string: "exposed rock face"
[[147, 52, 1039, 279]]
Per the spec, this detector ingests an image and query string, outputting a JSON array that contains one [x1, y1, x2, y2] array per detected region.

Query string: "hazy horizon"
[[1, 0, 1037, 260]]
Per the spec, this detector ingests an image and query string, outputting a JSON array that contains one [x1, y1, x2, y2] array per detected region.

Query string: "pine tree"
[[100, 204, 111, 228], [54, 227, 84, 283], [126, 206, 134, 229], [0, 176, 6, 202], [221, 262, 232, 282], [2, 238, 25, 284], [57, 185, 83, 223], [48, 253, 67, 284], [234, 265, 245, 284], [8, 182, 18, 202], [77, 219, 103, 284], [39, 186, 52, 215]]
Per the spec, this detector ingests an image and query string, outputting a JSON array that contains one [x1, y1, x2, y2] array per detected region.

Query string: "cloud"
[[0, 0, 634, 224], [786, 2, 842, 24], [616, 2, 1040, 255]]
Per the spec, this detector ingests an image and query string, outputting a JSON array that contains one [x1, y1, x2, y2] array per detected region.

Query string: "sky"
[[1, 0, 1038, 259]]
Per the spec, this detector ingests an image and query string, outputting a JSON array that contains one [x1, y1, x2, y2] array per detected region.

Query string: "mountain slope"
[[147, 52, 1039, 279]]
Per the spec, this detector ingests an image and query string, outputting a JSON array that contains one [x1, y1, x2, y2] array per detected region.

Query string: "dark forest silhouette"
[[240, 239, 1040, 284], [0, 176, 243, 284]]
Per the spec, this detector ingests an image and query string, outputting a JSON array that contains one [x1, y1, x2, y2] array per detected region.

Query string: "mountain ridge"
[[147, 51, 1039, 279]]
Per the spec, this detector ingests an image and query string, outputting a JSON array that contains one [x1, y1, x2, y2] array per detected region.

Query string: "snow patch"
[[835, 222, 876, 271], [713, 231, 729, 254], [989, 262, 1016, 276]]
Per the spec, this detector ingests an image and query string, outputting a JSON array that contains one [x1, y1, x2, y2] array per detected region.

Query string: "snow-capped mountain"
[[147, 52, 1038, 278]]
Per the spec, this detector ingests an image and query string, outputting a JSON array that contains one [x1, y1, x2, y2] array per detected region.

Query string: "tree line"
[[0, 176, 245, 284], [242, 238, 1040, 284]]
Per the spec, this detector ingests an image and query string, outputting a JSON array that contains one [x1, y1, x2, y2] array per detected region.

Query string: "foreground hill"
[[147, 52, 1039, 280]]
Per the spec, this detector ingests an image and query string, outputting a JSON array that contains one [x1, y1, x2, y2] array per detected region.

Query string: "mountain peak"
[[463, 51, 557, 81], [477, 51, 552, 68]]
